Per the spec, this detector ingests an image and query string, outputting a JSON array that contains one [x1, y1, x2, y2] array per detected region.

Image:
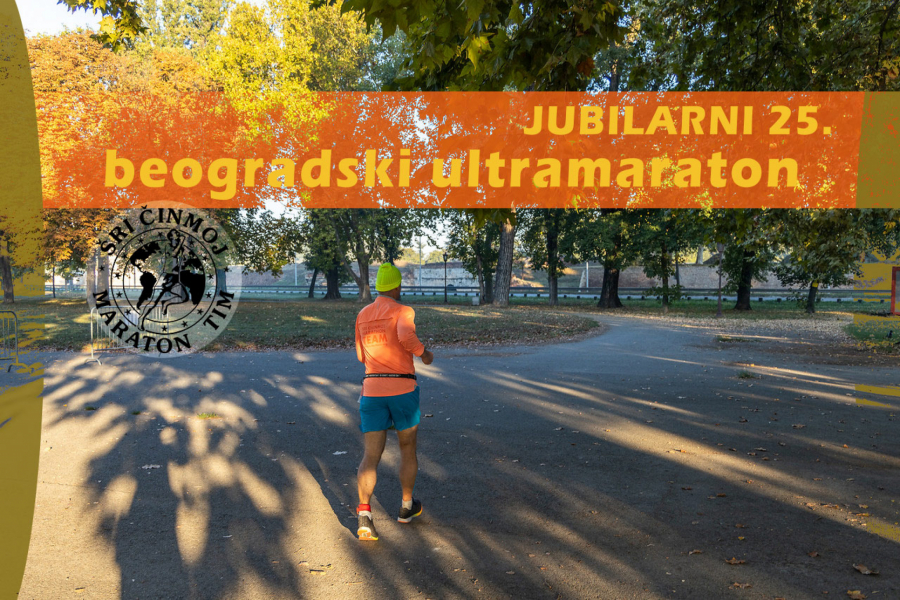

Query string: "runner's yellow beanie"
[[375, 263, 402, 292]]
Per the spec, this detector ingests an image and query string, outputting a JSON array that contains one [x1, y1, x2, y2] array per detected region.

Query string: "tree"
[[327, 209, 427, 301], [41, 209, 115, 294], [342, 0, 624, 91], [335, 0, 625, 306], [139, 0, 232, 51], [520, 209, 583, 306], [446, 210, 501, 304], [569, 209, 647, 308], [772, 209, 900, 313], [631, 0, 900, 93], [300, 211, 351, 299], [692, 209, 776, 311], [227, 209, 304, 275], [59, 0, 148, 51], [398, 247, 443, 265], [634, 209, 706, 312]]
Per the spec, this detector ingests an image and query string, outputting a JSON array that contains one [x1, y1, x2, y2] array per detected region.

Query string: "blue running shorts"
[[358, 386, 421, 433]]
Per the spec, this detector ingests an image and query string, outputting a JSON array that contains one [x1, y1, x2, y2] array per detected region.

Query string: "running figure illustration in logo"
[[127, 231, 206, 331]]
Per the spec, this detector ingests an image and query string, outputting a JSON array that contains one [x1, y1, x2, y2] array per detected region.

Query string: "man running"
[[355, 263, 434, 541]]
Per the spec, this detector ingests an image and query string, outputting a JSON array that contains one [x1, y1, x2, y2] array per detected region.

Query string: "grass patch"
[[84, 406, 97, 411], [131, 410, 142, 415], [197, 412, 221, 419], [736, 370, 758, 379], [846, 323, 899, 353], [12, 295, 600, 351], [177, 300, 600, 350], [9, 293, 880, 352]]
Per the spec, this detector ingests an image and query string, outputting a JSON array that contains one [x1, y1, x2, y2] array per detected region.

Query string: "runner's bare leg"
[[397, 425, 418, 502], [358, 430, 387, 505]]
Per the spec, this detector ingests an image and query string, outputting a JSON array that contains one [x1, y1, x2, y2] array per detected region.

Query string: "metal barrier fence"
[[87, 306, 165, 365], [0, 310, 29, 373], [86, 307, 125, 365]]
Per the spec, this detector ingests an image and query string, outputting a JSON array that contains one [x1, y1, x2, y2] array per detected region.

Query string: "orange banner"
[[39, 91, 866, 209]]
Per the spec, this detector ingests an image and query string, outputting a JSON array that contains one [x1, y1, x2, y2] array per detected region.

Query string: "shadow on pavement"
[[22, 315, 900, 599]]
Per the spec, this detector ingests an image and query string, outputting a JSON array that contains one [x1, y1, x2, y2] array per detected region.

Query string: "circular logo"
[[87, 205, 241, 357]]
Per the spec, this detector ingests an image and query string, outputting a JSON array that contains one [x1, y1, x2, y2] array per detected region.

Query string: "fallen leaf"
[[689, 549, 703, 555], [808, 551, 820, 558], [853, 564, 879, 576], [731, 582, 752, 589], [847, 591, 866, 599], [726, 557, 746, 565], [738, 536, 745, 541], [735, 524, 747, 528], [792, 424, 806, 429], [682, 486, 693, 490], [717, 493, 727, 497]]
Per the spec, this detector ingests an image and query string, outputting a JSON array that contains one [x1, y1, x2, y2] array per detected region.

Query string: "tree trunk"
[[734, 250, 754, 311], [806, 281, 818, 314], [0, 253, 13, 304], [52, 262, 57, 298], [598, 266, 611, 308], [357, 259, 371, 302], [546, 210, 559, 307], [610, 268, 622, 307], [307, 267, 319, 298], [86, 248, 97, 298], [99, 252, 110, 293], [661, 274, 669, 314], [323, 267, 342, 299], [484, 270, 494, 304], [211, 267, 227, 295], [492, 217, 516, 307], [597, 265, 623, 308], [662, 241, 670, 311], [475, 253, 485, 304]]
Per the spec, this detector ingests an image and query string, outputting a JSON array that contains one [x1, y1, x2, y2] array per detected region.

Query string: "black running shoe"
[[357, 510, 379, 541], [397, 499, 423, 523]]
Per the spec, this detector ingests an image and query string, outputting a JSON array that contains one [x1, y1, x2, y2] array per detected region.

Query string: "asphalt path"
[[18, 315, 900, 599]]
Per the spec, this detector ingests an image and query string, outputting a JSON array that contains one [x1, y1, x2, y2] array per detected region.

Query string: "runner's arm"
[[355, 316, 364, 363], [397, 307, 425, 358]]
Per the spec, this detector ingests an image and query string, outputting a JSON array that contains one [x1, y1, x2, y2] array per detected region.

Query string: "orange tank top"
[[355, 296, 425, 397]]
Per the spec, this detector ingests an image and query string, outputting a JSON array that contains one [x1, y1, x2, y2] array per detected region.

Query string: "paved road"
[[18, 316, 900, 599]]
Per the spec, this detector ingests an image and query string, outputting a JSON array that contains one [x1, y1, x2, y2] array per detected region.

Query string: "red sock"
[[357, 504, 371, 513]]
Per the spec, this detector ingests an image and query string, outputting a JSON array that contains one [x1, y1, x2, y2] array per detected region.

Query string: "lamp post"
[[443, 252, 449, 304]]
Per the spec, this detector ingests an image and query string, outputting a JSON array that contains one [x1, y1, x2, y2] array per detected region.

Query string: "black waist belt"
[[363, 373, 417, 381]]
